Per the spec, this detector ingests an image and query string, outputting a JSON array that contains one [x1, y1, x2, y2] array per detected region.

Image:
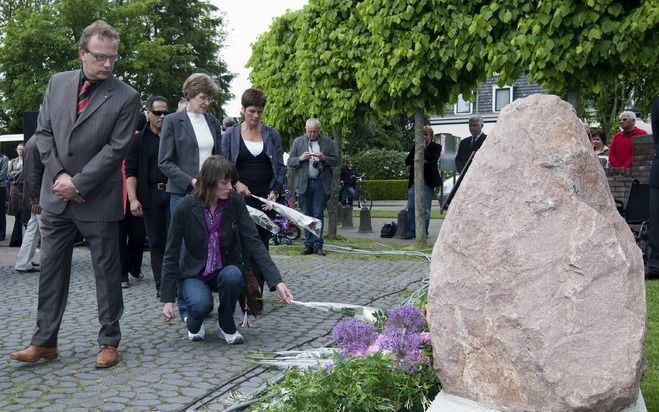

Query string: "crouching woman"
[[160, 155, 294, 344]]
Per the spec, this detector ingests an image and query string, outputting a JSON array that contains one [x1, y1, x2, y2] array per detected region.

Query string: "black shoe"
[[314, 247, 326, 256], [645, 268, 659, 280], [403, 234, 415, 240], [302, 246, 314, 255], [131, 272, 144, 280], [16, 267, 39, 273]]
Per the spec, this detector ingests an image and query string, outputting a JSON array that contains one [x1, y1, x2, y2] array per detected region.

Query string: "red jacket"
[[609, 128, 647, 168]]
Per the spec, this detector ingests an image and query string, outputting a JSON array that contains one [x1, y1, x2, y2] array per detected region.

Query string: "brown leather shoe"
[[10, 345, 58, 362], [95, 345, 119, 368]]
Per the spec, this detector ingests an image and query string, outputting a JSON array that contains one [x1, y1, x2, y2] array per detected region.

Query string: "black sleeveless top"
[[236, 137, 273, 209]]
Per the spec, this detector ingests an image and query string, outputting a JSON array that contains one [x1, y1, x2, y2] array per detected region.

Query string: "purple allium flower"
[[419, 331, 432, 345], [332, 319, 377, 357], [384, 305, 425, 335], [381, 329, 428, 373]]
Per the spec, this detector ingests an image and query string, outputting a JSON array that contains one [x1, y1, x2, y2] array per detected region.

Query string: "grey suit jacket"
[[287, 134, 338, 195], [158, 110, 222, 194], [36, 69, 140, 221]]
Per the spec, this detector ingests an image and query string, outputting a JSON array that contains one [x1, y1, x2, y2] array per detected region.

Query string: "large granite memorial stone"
[[427, 94, 646, 411]]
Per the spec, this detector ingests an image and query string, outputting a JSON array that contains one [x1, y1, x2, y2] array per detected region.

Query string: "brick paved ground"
[[1, 205, 438, 411]]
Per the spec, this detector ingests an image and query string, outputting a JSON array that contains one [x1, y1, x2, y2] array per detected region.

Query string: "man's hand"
[[31, 204, 42, 215], [275, 283, 294, 304], [235, 181, 251, 196], [299, 152, 311, 162], [162, 303, 175, 322], [314, 151, 325, 161], [53, 173, 84, 203], [129, 198, 143, 217]]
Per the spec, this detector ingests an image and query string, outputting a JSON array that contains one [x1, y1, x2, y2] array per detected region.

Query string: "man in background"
[[14, 137, 43, 273], [0, 149, 8, 241], [609, 111, 647, 168], [126, 95, 170, 298], [455, 115, 487, 174], [287, 118, 338, 256]]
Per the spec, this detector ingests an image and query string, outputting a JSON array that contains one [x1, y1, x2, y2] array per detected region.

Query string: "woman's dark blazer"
[[159, 192, 283, 303], [158, 110, 222, 194]]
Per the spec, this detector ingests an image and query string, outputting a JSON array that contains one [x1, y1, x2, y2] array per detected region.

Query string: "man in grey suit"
[[287, 118, 338, 256], [10, 20, 140, 369]]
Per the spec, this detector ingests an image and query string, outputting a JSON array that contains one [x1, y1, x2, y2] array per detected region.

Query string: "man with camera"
[[287, 118, 338, 256]]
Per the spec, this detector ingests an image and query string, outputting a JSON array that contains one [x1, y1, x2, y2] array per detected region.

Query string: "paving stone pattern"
[[1, 248, 429, 411]]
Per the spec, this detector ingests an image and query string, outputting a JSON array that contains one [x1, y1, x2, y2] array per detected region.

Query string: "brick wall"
[[606, 134, 655, 204]]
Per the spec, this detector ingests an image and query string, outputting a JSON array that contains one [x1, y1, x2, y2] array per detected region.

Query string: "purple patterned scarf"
[[200, 199, 229, 283]]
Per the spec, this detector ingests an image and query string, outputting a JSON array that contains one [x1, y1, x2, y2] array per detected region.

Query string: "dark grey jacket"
[[160, 192, 283, 303], [287, 134, 338, 195], [158, 110, 222, 194]]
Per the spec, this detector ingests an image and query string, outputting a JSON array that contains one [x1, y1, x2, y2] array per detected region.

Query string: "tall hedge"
[[349, 149, 408, 180]]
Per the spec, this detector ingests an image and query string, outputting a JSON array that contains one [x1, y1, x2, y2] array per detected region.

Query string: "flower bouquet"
[[246, 205, 279, 234], [251, 304, 440, 412]]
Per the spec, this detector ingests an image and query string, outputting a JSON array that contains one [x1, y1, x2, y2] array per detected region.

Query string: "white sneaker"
[[218, 328, 244, 345], [184, 317, 205, 341]]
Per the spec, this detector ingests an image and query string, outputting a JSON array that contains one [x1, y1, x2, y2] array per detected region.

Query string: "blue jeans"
[[298, 179, 327, 249], [406, 183, 433, 237], [344, 186, 356, 207], [179, 265, 244, 334]]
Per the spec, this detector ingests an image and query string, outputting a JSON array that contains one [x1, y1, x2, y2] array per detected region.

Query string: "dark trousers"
[[647, 187, 659, 273], [0, 187, 6, 239], [9, 209, 24, 246], [32, 207, 123, 347], [119, 210, 146, 282], [143, 189, 170, 291]]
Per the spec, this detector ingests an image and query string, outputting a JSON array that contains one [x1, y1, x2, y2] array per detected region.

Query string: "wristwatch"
[[73, 184, 81, 195]]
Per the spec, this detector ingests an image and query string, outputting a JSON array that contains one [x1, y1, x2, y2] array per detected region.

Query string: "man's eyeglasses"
[[85, 49, 119, 63], [150, 110, 169, 117]]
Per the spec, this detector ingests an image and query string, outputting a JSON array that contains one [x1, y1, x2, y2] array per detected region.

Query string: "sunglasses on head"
[[150, 110, 169, 116]]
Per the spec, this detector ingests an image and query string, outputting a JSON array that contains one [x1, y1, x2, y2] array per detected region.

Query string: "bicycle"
[[340, 174, 372, 210], [270, 188, 302, 246]]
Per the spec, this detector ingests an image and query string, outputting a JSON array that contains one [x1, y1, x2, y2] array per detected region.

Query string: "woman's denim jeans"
[[179, 265, 244, 334]]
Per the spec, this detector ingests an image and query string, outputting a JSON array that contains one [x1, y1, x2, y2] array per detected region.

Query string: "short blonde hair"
[[182, 73, 219, 100]]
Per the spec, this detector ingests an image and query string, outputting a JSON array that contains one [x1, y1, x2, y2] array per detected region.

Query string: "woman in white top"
[[159, 73, 223, 213], [158, 73, 223, 326]]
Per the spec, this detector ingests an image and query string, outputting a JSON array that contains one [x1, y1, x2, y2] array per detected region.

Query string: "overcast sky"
[[211, 0, 308, 117]]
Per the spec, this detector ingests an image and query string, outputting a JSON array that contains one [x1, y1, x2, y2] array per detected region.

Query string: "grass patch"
[[351, 209, 446, 219], [270, 236, 434, 258], [643, 280, 658, 409]]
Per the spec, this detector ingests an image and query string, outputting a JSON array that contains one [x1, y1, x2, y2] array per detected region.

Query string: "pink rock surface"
[[428, 94, 646, 411]]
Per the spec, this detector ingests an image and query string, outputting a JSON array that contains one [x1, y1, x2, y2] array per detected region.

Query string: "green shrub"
[[362, 180, 408, 200], [350, 149, 408, 180]]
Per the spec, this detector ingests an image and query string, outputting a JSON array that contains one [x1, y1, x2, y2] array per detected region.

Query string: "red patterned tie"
[[77, 80, 91, 115]]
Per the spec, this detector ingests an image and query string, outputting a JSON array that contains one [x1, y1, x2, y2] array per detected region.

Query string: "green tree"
[[350, 0, 488, 244], [487, 0, 658, 115], [249, 0, 375, 239]]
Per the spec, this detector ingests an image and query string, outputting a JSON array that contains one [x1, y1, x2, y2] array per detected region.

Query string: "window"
[[493, 86, 513, 111], [454, 94, 472, 114]]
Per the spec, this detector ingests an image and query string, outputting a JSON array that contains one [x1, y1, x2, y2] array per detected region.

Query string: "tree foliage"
[[0, 0, 234, 133], [486, 0, 658, 112]]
